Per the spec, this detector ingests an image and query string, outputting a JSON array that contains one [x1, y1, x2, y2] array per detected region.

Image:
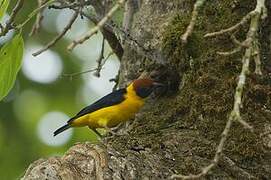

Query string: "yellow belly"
[[70, 95, 144, 129]]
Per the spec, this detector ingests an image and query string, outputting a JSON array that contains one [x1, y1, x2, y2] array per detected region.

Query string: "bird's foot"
[[89, 127, 104, 140], [106, 121, 137, 136], [105, 126, 120, 136]]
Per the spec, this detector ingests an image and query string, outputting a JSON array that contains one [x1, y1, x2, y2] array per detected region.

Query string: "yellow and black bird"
[[53, 78, 163, 137]]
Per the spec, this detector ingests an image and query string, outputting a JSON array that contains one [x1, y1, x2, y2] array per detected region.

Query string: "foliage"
[[0, 34, 24, 101], [0, 0, 9, 20]]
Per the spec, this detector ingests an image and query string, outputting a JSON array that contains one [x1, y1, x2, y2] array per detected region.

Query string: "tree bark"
[[22, 0, 271, 179]]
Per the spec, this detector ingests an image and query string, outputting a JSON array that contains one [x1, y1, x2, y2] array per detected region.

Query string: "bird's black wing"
[[68, 88, 127, 123]]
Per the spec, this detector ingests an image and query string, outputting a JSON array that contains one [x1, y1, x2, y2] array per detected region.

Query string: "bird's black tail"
[[53, 124, 71, 136]]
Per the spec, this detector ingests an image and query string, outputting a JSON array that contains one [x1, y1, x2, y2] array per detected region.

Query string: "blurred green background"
[[0, 1, 120, 179]]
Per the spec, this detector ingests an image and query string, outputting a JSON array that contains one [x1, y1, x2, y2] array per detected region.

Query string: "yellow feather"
[[70, 83, 144, 128]]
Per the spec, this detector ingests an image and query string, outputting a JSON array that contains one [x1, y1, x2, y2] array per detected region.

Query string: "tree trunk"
[[22, 0, 271, 179]]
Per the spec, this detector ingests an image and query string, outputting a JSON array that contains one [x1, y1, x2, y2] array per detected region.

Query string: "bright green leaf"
[[0, 34, 24, 101], [0, 0, 9, 21]]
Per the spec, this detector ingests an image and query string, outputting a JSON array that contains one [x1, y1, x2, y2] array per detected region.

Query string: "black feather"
[[54, 124, 70, 136], [68, 88, 127, 123]]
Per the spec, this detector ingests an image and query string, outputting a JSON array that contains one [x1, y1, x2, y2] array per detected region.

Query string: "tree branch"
[[181, 0, 205, 43], [29, 0, 48, 36], [0, 0, 24, 37], [171, 0, 266, 179], [49, 0, 124, 60], [67, 0, 127, 51], [32, 8, 80, 56]]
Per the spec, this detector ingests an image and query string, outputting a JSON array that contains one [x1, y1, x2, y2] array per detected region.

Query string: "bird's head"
[[131, 78, 163, 98]]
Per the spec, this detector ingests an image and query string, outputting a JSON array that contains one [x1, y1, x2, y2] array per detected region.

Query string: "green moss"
[[162, 14, 203, 72], [140, 0, 271, 175], [111, 0, 271, 177]]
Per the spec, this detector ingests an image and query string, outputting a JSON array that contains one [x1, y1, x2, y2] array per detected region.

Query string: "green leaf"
[[0, 34, 24, 101], [0, 0, 9, 21]]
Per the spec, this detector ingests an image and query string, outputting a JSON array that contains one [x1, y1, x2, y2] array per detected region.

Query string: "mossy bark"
[[23, 0, 271, 179]]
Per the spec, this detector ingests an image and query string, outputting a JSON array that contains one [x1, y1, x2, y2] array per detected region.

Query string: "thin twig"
[[110, 69, 120, 91], [231, 34, 249, 48], [61, 50, 113, 80], [217, 46, 242, 56], [16, 0, 55, 29], [32, 8, 80, 56], [62, 68, 99, 80], [93, 37, 105, 77], [104, 51, 114, 61], [0, 0, 24, 37], [181, 0, 205, 43], [67, 0, 126, 51], [237, 117, 253, 130], [48, 1, 83, 9], [94, 50, 114, 77], [29, 0, 48, 36], [204, 11, 254, 38]]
